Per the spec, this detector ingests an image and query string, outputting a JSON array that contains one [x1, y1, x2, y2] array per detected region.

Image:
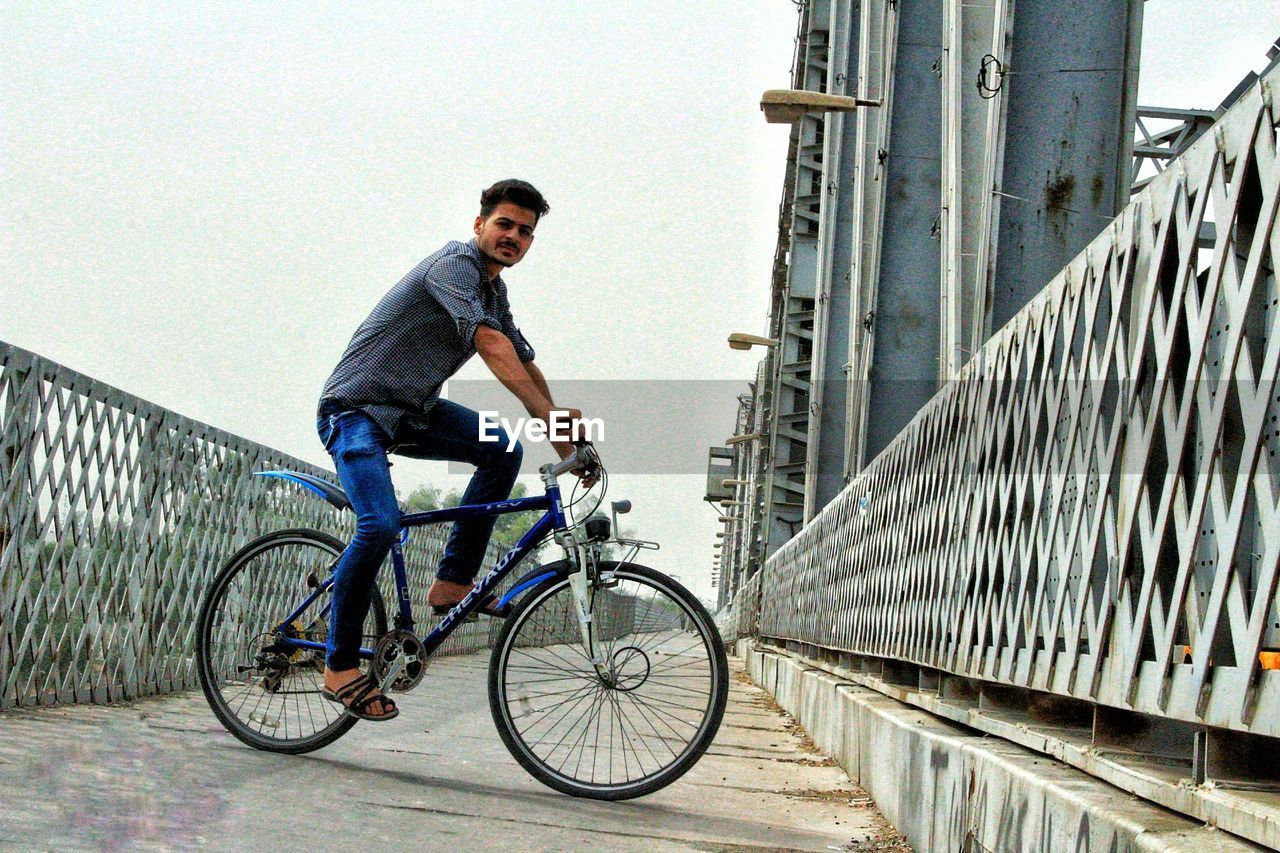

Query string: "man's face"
[[474, 201, 537, 271]]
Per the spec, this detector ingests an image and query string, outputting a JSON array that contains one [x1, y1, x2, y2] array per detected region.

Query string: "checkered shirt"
[[319, 238, 535, 439]]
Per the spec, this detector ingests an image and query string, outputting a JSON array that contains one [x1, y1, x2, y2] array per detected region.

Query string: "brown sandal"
[[430, 595, 508, 620], [428, 580, 508, 621], [321, 673, 399, 722]]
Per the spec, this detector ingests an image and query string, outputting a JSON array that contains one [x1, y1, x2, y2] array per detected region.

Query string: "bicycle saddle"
[[256, 470, 352, 512]]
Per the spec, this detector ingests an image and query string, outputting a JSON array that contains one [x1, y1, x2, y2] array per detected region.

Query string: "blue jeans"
[[316, 400, 523, 670]]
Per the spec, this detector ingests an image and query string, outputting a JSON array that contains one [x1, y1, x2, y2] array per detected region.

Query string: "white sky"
[[3, 2, 1278, 604]]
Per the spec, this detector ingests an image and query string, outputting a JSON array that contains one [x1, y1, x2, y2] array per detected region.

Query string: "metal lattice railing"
[[715, 572, 760, 647], [755, 66, 1280, 740], [0, 342, 518, 709]]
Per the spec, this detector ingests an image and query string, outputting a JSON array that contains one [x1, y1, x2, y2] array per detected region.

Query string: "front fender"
[[497, 559, 572, 610]]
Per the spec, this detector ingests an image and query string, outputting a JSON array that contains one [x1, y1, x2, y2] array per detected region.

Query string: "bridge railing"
[[715, 571, 759, 646], [0, 342, 511, 708], [727, 62, 1279, 844]]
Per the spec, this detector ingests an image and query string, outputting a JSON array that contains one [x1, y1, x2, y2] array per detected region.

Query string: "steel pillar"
[[939, 0, 999, 377], [712, 389, 756, 610], [759, 0, 829, 555], [982, 0, 1143, 337], [845, 0, 897, 476], [861, 0, 944, 463], [803, 0, 860, 519], [745, 358, 771, 578]]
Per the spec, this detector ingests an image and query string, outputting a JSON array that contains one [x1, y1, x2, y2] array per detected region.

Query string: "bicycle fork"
[[564, 540, 615, 687]]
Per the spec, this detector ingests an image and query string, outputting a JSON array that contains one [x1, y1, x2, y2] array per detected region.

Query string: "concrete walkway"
[[0, 651, 907, 851]]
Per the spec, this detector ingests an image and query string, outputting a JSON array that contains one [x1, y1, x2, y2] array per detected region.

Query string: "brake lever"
[[576, 444, 601, 486]]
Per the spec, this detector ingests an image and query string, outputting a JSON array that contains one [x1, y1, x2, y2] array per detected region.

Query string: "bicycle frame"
[[273, 484, 569, 661]]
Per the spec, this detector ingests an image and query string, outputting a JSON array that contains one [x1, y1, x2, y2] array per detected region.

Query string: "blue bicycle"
[[195, 442, 728, 800]]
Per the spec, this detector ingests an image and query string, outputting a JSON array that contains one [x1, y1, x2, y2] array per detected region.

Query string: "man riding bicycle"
[[315, 179, 587, 721]]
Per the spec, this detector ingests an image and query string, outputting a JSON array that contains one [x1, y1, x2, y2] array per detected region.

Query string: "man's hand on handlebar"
[[547, 407, 598, 488], [570, 442, 600, 489]]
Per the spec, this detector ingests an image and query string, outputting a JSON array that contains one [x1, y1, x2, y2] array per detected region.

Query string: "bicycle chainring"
[[372, 629, 428, 693]]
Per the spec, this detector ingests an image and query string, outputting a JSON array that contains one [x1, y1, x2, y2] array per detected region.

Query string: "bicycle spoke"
[[617, 690, 683, 759], [618, 689, 708, 719], [646, 650, 714, 678], [516, 682, 601, 732], [510, 647, 594, 677], [537, 684, 604, 766], [605, 688, 637, 781], [564, 687, 609, 779], [630, 679, 714, 700], [610, 688, 667, 771]]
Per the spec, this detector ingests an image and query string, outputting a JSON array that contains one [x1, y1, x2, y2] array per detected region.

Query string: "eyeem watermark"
[[478, 410, 605, 451]]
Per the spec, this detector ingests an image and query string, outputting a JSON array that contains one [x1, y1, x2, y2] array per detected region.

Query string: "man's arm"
[[474, 326, 580, 460], [474, 326, 551, 420], [524, 360, 554, 407]]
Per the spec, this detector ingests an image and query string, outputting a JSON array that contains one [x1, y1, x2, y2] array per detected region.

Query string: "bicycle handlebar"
[[547, 441, 598, 478]]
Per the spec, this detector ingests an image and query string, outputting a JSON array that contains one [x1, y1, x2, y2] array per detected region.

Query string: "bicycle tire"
[[196, 528, 387, 754], [488, 562, 728, 800]]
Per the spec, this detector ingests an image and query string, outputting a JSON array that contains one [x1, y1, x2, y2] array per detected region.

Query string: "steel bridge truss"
[[730, 63, 1280, 847]]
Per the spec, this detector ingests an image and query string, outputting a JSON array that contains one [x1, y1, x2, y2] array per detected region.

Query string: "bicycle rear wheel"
[[196, 528, 387, 754], [488, 562, 728, 800]]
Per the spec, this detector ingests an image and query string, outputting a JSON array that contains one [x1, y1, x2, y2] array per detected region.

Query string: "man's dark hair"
[[480, 179, 550, 222]]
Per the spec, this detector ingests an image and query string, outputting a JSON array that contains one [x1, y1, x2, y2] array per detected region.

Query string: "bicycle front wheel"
[[196, 528, 387, 754], [488, 562, 728, 800]]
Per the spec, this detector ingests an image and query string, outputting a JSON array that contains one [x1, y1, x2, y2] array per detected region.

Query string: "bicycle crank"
[[372, 629, 428, 692]]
